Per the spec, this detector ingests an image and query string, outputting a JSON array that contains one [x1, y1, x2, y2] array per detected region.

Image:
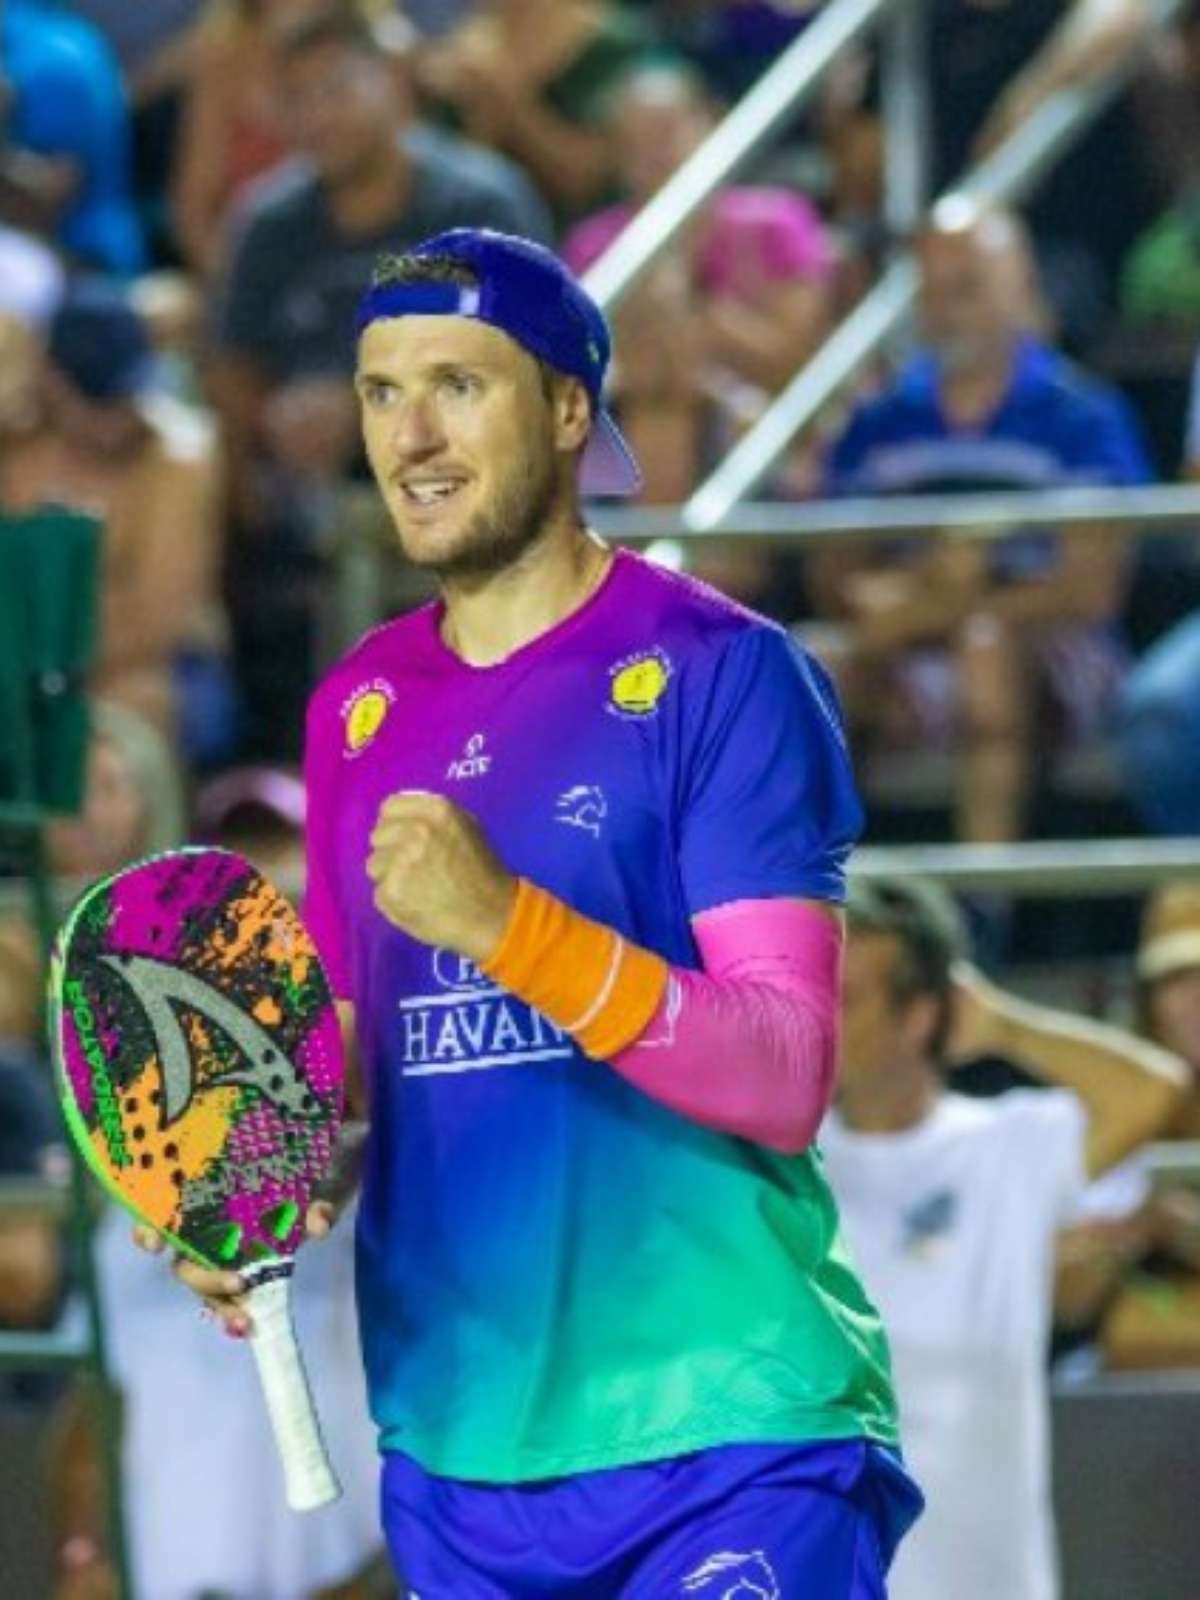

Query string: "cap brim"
[[581, 408, 642, 498]]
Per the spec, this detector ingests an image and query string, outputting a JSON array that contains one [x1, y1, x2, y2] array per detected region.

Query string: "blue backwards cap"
[[354, 229, 641, 498]]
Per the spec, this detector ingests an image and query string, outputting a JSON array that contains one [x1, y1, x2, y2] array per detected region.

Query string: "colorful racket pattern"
[[49, 847, 346, 1509]]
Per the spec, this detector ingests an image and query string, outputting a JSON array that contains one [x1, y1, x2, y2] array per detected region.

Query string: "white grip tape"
[[245, 1272, 341, 1511]]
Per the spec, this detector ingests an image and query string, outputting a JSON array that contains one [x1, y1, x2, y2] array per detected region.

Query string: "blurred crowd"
[[6, 0, 1200, 1596]]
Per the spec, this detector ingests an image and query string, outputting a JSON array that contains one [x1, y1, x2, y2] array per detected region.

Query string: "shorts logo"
[[342, 679, 396, 757], [682, 1550, 781, 1598], [608, 649, 672, 718]]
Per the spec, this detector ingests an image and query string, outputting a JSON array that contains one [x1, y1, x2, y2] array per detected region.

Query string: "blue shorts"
[[381, 1438, 922, 1598]]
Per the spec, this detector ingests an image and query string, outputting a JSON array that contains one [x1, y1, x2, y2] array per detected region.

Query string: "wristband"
[[482, 878, 668, 1060]]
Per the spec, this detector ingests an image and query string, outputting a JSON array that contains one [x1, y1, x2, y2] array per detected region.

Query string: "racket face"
[[50, 848, 344, 1273]]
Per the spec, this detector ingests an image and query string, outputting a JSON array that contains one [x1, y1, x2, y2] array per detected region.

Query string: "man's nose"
[[390, 395, 446, 459]]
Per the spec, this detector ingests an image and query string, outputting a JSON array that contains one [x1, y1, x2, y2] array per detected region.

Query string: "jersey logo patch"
[[681, 1550, 780, 1598], [555, 785, 606, 837], [342, 679, 396, 757], [608, 649, 672, 718]]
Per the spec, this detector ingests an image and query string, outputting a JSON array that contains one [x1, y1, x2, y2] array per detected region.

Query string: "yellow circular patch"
[[611, 655, 670, 716], [345, 690, 390, 752]]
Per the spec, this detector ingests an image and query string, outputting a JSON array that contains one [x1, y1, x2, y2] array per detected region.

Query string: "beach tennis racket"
[[49, 847, 345, 1511]]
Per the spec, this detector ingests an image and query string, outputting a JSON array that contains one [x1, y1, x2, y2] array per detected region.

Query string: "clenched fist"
[[366, 791, 517, 964]]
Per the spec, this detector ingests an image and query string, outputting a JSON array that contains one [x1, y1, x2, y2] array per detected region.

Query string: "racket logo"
[[98, 953, 322, 1126]]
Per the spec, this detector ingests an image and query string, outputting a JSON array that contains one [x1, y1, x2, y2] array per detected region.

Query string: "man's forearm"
[[986, 992, 1186, 1175]]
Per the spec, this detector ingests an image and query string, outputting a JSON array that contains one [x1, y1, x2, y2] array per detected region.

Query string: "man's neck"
[[326, 139, 411, 237], [837, 1064, 942, 1135], [439, 522, 613, 666], [937, 339, 1019, 430]]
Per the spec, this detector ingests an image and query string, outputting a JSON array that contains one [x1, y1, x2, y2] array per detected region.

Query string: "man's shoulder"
[[226, 160, 323, 248], [1020, 341, 1132, 424], [617, 550, 782, 663], [836, 360, 940, 448], [308, 607, 439, 722], [952, 1086, 1085, 1157]]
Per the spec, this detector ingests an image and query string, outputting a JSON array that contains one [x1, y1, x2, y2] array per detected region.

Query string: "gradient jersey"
[[303, 548, 898, 1482]]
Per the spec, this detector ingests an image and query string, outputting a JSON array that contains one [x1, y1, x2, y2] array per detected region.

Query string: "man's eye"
[[361, 381, 397, 407], [441, 372, 479, 397]]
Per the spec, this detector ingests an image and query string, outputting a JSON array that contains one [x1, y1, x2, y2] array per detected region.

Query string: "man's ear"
[[554, 375, 593, 454]]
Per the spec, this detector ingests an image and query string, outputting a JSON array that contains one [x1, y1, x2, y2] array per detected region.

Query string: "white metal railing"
[[592, 484, 1200, 545], [852, 839, 1200, 896]]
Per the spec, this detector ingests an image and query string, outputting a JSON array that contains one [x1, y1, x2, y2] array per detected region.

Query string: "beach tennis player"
[[158, 228, 923, 1596]]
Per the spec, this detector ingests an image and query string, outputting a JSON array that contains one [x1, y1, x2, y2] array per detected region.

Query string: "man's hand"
[[131, 1199, 338, 1336], [367, 792, 516, 965]]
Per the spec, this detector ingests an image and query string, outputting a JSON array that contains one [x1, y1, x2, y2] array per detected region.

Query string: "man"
[[207, 2, 551, 757], [0, 278, 226, 756], [210, 4, 551, 515], [822, 876, 1184, 1600], [145, 228, 922, 1595], [820, 201, 1150, 841]]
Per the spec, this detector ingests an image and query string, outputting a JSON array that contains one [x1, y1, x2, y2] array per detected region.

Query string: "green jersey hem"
[[377, 1405, 902, 1485]]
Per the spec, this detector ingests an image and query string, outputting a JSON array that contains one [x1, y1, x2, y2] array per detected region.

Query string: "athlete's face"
[[356, 315, 588, 579]]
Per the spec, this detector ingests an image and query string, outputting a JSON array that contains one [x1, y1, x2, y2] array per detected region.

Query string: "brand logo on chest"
[[397, 949, 573, 1077], [446, 732, 492, 780]]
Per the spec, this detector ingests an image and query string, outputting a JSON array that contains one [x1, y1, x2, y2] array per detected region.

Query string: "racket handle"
[[245, 1273, 341, 1511]]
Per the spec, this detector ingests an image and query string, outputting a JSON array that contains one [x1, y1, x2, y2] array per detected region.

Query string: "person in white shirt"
[[821, 876, 1185, 1600], [49, 1199, 390, 1600]]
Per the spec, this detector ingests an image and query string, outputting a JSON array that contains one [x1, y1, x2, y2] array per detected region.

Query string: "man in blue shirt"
[[820, 201, 1150, 842]]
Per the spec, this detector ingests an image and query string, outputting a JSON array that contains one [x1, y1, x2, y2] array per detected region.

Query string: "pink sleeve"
[[301, 689, 353, 998], [608, 899, 842, 1154]]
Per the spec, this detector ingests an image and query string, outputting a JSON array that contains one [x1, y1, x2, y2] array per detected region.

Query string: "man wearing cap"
[[0, 278, 226, 752], [1082, 882, 1200, 1370], [160, 227, 922, 1595]]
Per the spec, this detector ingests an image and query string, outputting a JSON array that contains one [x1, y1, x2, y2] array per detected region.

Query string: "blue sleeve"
[[678, 625, 863, 913]]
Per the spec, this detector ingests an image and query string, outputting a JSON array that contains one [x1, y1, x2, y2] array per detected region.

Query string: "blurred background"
[[4, 0, 1200, 1595]]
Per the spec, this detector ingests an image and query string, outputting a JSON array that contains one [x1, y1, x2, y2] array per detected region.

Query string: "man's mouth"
[[399, 476, 469, 507]]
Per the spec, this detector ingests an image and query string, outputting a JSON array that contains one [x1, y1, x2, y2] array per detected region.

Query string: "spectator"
[[47, 1198, 390, 1600], [0, 223, 63, 438], [0, 701, 185, 1055], [1114, 344, 1200, 832], [1080, 881, 1200, 1369], [563, 61, 837, 502], [172, 0, 400, 277], [0, 0, 144, 274], [0, 280, 231, 761], [819, 201, 1151, 842], [416, 0, 658, 225], [42, 767, 388, 1600], [821, 875, 1185, 1600], [207, 2, 550, 757]]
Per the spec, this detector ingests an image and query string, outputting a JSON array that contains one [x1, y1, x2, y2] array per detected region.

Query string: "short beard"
[[417, 433, 561, 582]]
